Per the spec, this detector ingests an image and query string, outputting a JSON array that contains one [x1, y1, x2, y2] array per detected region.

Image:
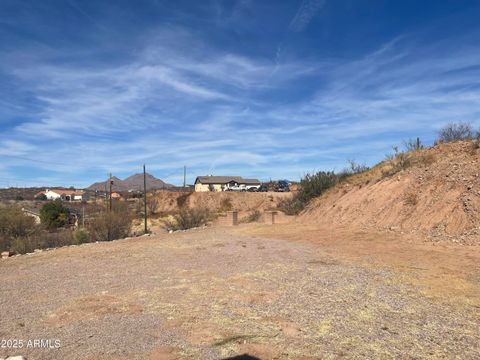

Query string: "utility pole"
[[143, 164, 148, 234], [82, 205, 85, 228], [104, 177, 108, 209], [183, 165, 186, 190], [109, 173, 113, 212]]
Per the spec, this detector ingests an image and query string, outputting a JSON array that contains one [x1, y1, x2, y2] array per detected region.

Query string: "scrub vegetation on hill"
[[279, 122, 480, 217]]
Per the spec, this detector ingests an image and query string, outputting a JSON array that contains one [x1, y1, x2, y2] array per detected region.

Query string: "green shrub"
[[296, 171, 337, 205], [73, 227, 90, 244], [163, 207, 211, 231], [40, 201, 69, 229], [277, 171, 337, 215]]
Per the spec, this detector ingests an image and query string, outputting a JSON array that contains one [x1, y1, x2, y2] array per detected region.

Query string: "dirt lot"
[[1, 224, 479, 359]]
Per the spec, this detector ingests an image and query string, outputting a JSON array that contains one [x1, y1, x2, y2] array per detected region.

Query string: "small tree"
[[40, 201, 69, 230], [437, 122, 473, 143]]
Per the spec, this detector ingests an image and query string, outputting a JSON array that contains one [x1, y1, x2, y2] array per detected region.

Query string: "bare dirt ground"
[[1, 224, 479, 359]]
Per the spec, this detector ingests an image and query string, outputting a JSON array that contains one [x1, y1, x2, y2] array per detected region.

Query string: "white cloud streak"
[[2, 29, 480, 186], [289, 0, 326, 32]]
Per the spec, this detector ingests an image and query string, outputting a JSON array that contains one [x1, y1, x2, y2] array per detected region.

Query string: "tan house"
[[194, 176, 261, 192]]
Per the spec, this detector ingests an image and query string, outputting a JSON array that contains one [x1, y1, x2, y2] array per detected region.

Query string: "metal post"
[[143, 164, 148, 234], [109, 173, 113, 212], [183, 165, 186, 189]]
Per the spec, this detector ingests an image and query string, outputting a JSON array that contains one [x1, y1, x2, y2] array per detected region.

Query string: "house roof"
[[47, 189, 84, 196], [195, 176, 260, 185], [242, 178, 262, 185]]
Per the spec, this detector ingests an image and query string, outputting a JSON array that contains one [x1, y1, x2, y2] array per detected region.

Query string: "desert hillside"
[[301, 141, 480, 243]]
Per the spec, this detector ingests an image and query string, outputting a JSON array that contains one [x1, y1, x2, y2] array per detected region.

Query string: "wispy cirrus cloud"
[[289, 0, 326, 32], [2, 16, 480, 187]]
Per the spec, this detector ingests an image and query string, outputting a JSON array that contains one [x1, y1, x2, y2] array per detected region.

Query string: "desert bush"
[[176, 193, 191, 208], [147, 196, 160, 215], [470, 138, 480, 154], [296, 171, 337, 205], [220, 197, 233, 212], [403, 191, 419, 206], [277, 196, 305, 215], [337, 160, 370, 182], [87, 202, 132, 241], [9, 236, 42, 254], [403, 137, 423, 152], [0, 205, 38, 252], [277, 171, 337, 215], [8, 230, 75, 254], [40, 201, 69, 230], [382, 146, 411, 177], [73, 227, 90, 244], [163, 207, 211, 231], [240, 210, 262, 223], [437, 122, 474, 143]]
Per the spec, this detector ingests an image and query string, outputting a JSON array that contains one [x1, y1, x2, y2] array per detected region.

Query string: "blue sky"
[[1, 0, 480, 187]]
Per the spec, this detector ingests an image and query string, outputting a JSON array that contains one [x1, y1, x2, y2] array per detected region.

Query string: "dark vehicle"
[[247, 187, 258, 192], [257, 184, 268, 192], [275, 180, 290, 192]]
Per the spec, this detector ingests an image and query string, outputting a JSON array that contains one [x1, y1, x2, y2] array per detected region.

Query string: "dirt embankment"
[[150, 191, 291, 213], [301, 141, 480, 243]]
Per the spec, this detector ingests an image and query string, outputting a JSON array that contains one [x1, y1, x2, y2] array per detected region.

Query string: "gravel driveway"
[[0, 226, 479, 359]]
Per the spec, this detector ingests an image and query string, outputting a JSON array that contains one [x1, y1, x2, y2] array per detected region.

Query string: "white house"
[[44, 189, 84, 201]]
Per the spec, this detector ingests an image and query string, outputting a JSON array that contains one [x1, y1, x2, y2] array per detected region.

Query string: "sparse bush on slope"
[[278, 171, 337, 215], [240, 210, 262, 223], [437, 122, 474, 143], [403, 137, 424, 151], [163, 207, 212, 231], [337, 160, 370, 182]]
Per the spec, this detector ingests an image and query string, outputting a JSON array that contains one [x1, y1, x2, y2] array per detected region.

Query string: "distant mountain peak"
[[87, 173, 173, 191]]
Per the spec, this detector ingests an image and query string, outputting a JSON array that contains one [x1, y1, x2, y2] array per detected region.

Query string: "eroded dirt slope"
[[301, 141, 480, 243], [150, 191, 291, 213]]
